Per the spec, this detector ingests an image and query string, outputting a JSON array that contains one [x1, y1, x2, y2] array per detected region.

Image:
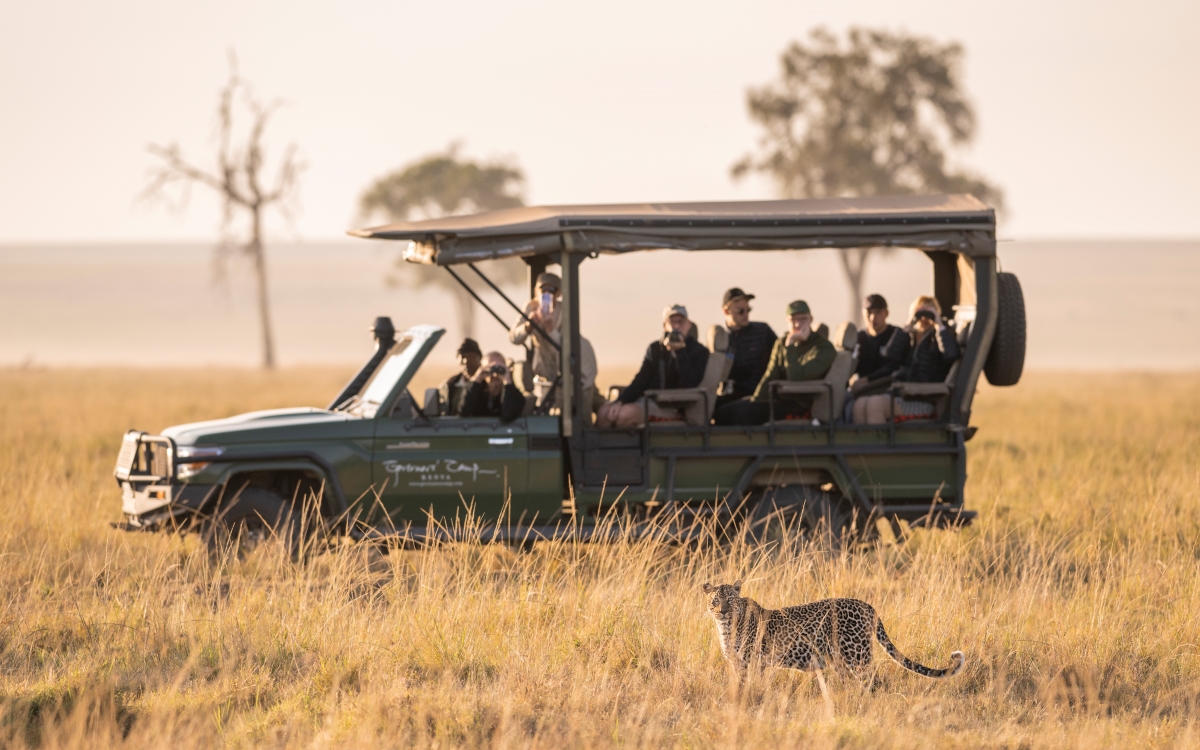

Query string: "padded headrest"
[[833, 321, 858, 351], [707, 325, 729, 353], [814, 322, 829, 341]]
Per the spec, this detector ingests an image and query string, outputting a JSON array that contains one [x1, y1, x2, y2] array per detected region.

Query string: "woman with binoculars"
[[852, 294, 961, 425]]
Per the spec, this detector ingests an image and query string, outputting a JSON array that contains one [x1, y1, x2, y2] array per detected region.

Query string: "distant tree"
[[359, 144, 528, 339], [733, 28, 1004, 321], [143, 55, 303, 369]]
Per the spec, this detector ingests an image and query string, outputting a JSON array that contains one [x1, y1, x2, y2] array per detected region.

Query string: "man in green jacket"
[[713, 300, 836, 425]]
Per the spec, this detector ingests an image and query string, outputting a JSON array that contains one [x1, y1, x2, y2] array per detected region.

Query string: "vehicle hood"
[[162, 408, 359, 446]]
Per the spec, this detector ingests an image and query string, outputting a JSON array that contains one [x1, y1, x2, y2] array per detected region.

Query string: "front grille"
[[115, 434, 173, 482]]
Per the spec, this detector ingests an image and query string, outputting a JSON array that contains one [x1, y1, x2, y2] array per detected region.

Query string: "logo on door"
[[383, 458, 500, 488]]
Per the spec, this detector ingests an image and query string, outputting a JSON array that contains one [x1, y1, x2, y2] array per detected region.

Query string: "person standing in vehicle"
[[717, 287, 776, 408], [508, 271, 598, 412], [854, 295, 961, 424], [440, 338, 483, 416], [713, 300, 836, 426], [598, 305, 710, 429], [460, 352, 526, 422]]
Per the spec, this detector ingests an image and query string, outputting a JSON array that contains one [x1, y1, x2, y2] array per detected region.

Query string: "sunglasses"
[[728, 306, 750, 315]]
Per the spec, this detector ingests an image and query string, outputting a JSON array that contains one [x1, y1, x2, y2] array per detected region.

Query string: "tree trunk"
[[837, 247, 873, 324], [249, 210, 276, 369]]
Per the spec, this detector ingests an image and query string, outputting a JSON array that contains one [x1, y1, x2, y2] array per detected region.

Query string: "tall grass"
[[1, 368, 1199, 748]]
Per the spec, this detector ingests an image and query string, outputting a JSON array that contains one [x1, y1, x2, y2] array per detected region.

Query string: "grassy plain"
[[1, 368, 1199, 748]]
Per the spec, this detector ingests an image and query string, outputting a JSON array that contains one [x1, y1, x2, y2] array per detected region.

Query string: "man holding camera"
[[597, 305, 709, 429], [460, 351, 526, 422]]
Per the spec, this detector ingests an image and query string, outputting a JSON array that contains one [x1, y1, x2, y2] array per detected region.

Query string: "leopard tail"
[[875, 619, 965, 679]]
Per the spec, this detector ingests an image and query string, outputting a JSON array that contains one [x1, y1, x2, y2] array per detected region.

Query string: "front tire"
[[203, 488, 303, 559]]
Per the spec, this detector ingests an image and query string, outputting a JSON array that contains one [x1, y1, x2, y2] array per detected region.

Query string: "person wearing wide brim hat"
[[713, 300, 836, 426], [598, 304, 710, 429], [718, 287, 777, 408], [438, 338, 484, 416], [508, 271, 599, 413]]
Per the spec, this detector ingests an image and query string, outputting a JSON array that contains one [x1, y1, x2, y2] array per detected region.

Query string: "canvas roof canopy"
[[349, 193, 996, 265]]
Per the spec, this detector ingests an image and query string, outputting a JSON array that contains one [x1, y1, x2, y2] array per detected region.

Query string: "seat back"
[[810, 322, 858, 423]]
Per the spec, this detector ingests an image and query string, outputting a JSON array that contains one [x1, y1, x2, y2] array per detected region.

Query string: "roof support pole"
[[559, 243, 584, 438]]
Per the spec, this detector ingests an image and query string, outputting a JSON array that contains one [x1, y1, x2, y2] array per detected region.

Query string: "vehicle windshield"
[[351, 338, 421, 418]]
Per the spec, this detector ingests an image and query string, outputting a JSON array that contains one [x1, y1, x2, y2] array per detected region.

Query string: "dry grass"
[[1, 368, 1199, 748]]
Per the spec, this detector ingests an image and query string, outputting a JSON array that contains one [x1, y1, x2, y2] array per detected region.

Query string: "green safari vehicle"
[[113, 194, 1025, 547]]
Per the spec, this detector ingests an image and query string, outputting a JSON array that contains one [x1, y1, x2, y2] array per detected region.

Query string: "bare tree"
[[143, 56, 303, 369], [733, 28, 1003, 321], [359, 144, 527, 339]]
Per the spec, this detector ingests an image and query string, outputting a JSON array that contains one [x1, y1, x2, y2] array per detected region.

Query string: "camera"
[[665, 330, 684, 345], [913, 309, 936, 323], [488, 364, 507, 376]]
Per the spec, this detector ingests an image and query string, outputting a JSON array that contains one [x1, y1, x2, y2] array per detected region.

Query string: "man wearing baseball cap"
[[598, 304, 710, 429], [713, 300, 836, 425], [718, 287, 777, 407], [439, 338, 483, 416], [509, 271, 598, 412]]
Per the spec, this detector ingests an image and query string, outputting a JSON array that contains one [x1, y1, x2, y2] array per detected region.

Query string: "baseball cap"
[[535, 272, 561, 291], [456, 338, 482, 356], [864, 293, 888, 311], [722, 287, 755, 307], [786, 300, 811, 316], [663, 304, 688, 321]]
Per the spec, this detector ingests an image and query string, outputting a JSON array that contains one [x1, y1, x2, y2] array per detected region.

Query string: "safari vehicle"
[[114, 194, 1025, 547]]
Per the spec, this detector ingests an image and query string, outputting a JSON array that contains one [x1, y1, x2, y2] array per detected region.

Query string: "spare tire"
[[984, 272, 1026, 386]]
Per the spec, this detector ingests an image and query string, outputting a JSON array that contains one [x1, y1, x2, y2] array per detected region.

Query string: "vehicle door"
[[374, 413, 529, 526]]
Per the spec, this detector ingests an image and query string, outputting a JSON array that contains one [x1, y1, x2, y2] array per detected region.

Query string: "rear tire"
[[747, 486, 854, 549], [203, 488, 303, 560], [984, 272, 1026, 386]]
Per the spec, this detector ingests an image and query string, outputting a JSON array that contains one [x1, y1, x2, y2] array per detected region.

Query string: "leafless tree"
[[143, 56, 303, 369], [734, 28, 1003, 321]]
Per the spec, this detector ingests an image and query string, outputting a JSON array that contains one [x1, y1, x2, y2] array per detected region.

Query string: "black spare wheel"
[[984, 271, 1026, 386]]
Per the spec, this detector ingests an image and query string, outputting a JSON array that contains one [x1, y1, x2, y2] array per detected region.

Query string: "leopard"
[[703, 581, 965, 682]]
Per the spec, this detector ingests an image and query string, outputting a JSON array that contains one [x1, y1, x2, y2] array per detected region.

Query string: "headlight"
[[175, 446, 224, 480]]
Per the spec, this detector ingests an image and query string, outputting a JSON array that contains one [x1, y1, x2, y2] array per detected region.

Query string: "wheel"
[[203, 487, 303, 560], [984, 272, 1026, 386], [747, 485, 854, 549]]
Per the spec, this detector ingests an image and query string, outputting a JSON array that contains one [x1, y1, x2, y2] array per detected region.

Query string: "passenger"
[[847, 293, 903, 402], [597, 305, 710, 429], [713, 300, 836, 426], [460, 351, 526, 422], [439, 338, 483, 416], [509, 272, 598, 410], [854, 295, 961, 424], [717, 287, 777, 408]]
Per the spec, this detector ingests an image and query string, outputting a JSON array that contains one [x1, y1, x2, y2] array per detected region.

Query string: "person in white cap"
[[509, 271, 598, 412], [598, 304, 710, 429]]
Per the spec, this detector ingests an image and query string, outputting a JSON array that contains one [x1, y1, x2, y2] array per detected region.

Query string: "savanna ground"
[[1, 368, 1199, 748]]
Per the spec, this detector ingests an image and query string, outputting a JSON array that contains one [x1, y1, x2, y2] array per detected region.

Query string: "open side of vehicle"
[[114, 194, 1025, 548]]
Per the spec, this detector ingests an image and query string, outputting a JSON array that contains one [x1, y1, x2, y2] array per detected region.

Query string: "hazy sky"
[[2, 0, 1197, 243]]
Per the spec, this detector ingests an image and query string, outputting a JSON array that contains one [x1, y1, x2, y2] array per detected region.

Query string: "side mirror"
[[423, 388, 442, 417]]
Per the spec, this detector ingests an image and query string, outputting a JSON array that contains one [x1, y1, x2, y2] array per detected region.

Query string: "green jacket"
[[752, 334, 837, 403]]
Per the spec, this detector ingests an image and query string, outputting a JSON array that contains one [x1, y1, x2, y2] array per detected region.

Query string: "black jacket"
[[855, 324, 901, 380], [886, 326, 962, 384], [726, 321, 777, 398], [619, 338, 710, 404], [461, 380, 526, 422]]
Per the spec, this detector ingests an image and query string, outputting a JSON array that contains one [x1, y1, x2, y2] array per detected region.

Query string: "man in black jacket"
[[598, 305, 709, 429], [439, 338, 483, 416], [717, 287, 776, 408], [849, 293, 903, 398], [460, 352, 526, 422]]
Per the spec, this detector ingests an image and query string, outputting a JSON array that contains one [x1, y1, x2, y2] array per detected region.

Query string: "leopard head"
[[702, 580, 743, 617]]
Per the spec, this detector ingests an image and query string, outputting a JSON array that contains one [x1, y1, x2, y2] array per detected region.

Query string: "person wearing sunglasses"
[[717, 287, 777, 408], [853, 295, 961, 424]]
